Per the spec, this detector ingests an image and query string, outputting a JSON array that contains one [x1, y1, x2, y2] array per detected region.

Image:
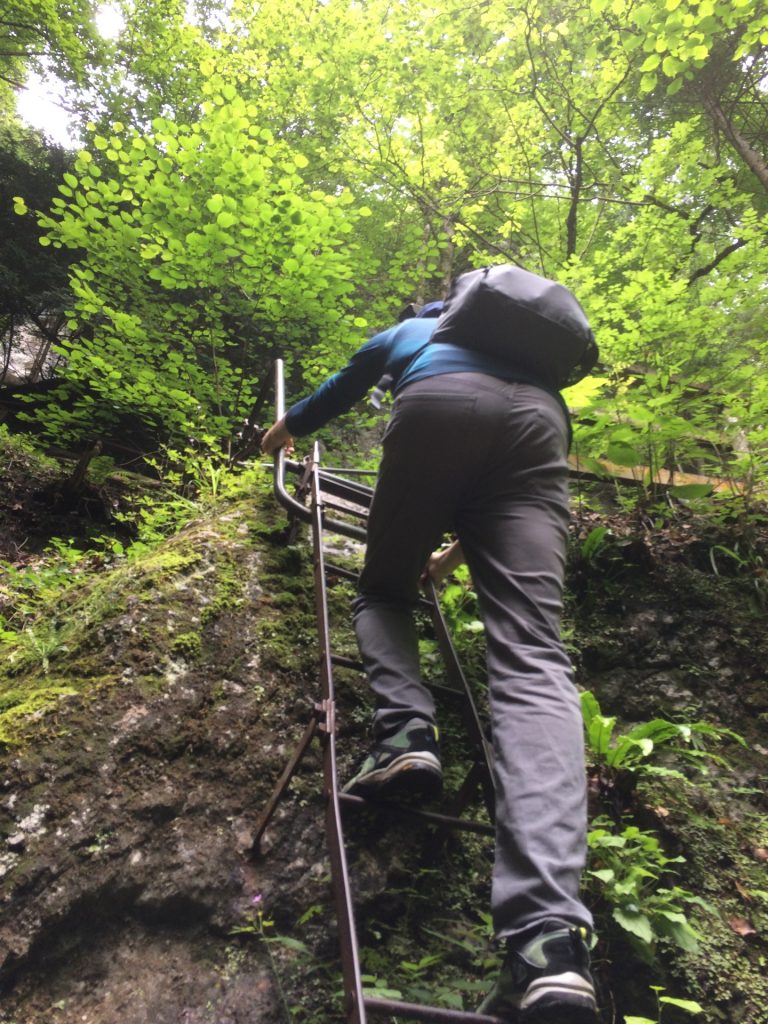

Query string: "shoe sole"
[[344, 752, 443, 801], [521, 1004, 597, 1024], [480, 992, 596, 1023], [520, 972, 597, 1024]]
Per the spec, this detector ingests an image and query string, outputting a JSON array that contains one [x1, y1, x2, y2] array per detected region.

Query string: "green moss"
[[171, 631, 203, 661], [135, 542, 203, 575], [201, 555, 246, 626], [627, 775, 768, 1021], [0, 683, 78, 746], [675, 922, 768, 1023]]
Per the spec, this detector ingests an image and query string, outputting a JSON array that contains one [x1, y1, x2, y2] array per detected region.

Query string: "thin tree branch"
[[687, 239, 748, 285]]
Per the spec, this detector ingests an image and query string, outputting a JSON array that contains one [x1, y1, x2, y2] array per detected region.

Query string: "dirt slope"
[[1, 452, 767, 1024]]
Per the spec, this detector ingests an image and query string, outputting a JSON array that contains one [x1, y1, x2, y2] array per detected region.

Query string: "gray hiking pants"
[[351, 372, 592, 942]]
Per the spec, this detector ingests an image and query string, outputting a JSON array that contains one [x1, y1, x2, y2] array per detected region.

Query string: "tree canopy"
[[2, 0, 766, 495]]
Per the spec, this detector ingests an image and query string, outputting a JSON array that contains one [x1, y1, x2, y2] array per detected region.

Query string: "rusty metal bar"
[[339, 792, 494, 837], [250, 713, 321, 851], [309, 445, 366, 1024], [331, 654, 365, 672], [319, 496, 369, 520], [365, 997, 502, 1023], [424, 578, 496, 820]]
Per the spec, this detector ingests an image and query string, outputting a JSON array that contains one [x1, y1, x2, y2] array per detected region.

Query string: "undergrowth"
[[2, 433, 767, 1021]]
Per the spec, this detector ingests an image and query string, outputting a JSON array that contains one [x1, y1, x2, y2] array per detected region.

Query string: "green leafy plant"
[[440, 565, 483, 636], [12, 623, 67, 676], [0, 538, 88, 630], [230, 896, 305, 1020], [587, 817, 706, 956], [709, 542, 767, 606], [581, 690, 743, 785], [625, 985, 704, 1024], [580, 526, 611, 563], [26, 81, 373, 450]]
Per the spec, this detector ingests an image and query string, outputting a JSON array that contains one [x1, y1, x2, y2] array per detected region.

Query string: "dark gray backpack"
[[430, 264, 598, 390]]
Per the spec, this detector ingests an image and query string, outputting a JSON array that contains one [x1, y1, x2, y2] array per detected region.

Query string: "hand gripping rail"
[[257, 359, 501, 1024], [273, 358, 368, 542]]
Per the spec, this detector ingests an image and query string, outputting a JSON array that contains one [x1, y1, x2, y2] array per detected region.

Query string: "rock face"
[[0, 483, 339, 1024], [1, 466, 767, 1024]]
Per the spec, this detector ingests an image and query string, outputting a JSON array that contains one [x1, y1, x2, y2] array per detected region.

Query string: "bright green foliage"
[[7, 0, 768, 491], [625, 987, 704, 1023], [33, 77, 374, 443], [1, 0, 102, 77], [622, 0, 768, 94], [588, 817, 706, 955], [69, 0, 221, 132], [581, 690, 743, 781], [0, 0, 105, 118], [582, 692, 742, 958]]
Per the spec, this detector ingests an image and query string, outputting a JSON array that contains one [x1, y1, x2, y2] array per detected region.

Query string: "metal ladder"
[[252, 360, 503, 1024]]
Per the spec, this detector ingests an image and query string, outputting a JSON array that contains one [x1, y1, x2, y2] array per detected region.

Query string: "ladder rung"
[[323, 563, 435, 615], [426, 681, 467, 701], [317, 470, 374, 508], [339, 792, 494, 836], [322, 497, 369, 520], [365, 995, 502, 1023], [331, 654, 365, 672], [325, 563, 360, 583]]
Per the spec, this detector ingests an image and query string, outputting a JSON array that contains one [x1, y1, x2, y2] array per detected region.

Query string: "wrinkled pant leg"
[[352, 601, 434, 736], [352, 380, 480, 739], [455, 385, 593, 941]]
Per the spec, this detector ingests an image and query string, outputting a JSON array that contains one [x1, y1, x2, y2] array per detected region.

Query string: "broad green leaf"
[[640, 73, 658, 92], [613, 907, 654, 944], [590, 868, 616, 883], [640, 54, 661, 71], [606, 444, 642, 468], [659, 998, 704, 1014], [670, 483, 713, 500]]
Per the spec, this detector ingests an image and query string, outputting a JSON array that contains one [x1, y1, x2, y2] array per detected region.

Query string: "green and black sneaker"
[[478, 924, 597, 1024], [342, 718, 442, 802]]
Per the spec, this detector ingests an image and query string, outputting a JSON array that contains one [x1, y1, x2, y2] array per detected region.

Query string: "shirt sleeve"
[[284, 329, 394, 437]]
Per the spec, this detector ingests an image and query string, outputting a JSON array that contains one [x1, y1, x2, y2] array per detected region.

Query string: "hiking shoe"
[[342, 718, 442, 801], [478, 924, 597, 1024]]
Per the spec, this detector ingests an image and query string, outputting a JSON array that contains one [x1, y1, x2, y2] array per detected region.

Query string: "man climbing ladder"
[[261, 268, 599, 1024]]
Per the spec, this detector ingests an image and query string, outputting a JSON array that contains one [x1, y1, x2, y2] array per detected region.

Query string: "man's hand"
[[421, 540, 465, 587], [261, 417, 294, 455]]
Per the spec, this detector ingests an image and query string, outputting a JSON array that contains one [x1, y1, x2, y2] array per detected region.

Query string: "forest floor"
[[1, 436, 768, 1024]]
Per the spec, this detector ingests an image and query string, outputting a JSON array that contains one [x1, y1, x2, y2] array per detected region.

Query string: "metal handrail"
[[272, 359, 368, 541]]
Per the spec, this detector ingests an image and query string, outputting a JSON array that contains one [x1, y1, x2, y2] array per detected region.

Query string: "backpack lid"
[[439, 265, 593, 344]]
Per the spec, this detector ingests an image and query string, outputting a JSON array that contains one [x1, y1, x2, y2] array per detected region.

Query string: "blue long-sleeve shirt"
[[284, 317, 570, 439]]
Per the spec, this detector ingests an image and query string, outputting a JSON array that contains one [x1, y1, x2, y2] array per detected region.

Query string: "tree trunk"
[[703, 92, 768, 194]]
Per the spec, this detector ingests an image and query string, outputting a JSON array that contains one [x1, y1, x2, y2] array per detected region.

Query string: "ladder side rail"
[[273, 360, 314, 526], [424, 579, 496, 820], [309, 446, 367, 1024]]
